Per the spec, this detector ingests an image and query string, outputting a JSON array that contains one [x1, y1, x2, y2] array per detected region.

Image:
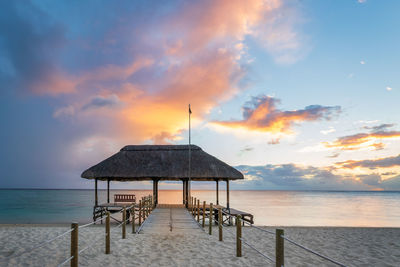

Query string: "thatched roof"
[[81, 145, 244, 181]]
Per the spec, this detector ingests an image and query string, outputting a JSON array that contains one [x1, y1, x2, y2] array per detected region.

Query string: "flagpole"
[[188, 104, 191, 206]]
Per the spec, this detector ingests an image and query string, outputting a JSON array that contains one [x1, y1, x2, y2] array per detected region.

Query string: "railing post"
[[276, 229, 284, 267], [146, 198, 148, 217], [209, 203, 213, 235], [193, 198, 197, 219], [145, 199, 148, 218], [236, 215, 242, 257], [139, 200, 142, 226], [202, 201, 206, 227], [122, 207, 126, 239], [218, 208, 222, 241], [106, 212, 110, 254], [70, 222, 78, 267], [132, 205, 136, 233], [197, 199, 200, 222], [142, 199, 145, 219], [191, 197, 194, 214]]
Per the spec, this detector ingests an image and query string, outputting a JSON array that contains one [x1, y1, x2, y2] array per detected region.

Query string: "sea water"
[[0, 189, 399, 227]]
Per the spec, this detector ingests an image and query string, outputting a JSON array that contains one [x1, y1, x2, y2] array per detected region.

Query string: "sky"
[[1, 0, 400, 190]]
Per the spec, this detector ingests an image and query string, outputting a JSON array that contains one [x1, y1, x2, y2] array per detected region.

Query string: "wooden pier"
[[140, 204, 202, 234]]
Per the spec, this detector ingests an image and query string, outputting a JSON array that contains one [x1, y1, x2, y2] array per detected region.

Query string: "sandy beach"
[[1, 224, 399, 266]]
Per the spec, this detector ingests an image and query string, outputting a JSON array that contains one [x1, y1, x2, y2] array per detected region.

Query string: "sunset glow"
[[1, 0, 400, 190]]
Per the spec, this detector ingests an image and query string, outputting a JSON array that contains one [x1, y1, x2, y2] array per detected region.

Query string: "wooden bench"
[[114, 194, 136, 203]]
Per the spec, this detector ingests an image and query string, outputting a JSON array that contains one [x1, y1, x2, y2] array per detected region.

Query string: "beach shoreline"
[[1, 224, 399, 266]]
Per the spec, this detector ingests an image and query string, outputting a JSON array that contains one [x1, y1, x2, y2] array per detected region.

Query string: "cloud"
[[268, 138, 280, 145], [321, 126, 336, 135], [327, 152, 340, 158], [82, 94, 122, 110], [234, 162, 400, 190], [0, 2, 72, 95], [0, 1, 310, 188], [213, 95, 341, 134], [363, 123, 395, 132], [234, 163, 400, 190], [323, 130, 400, 151], [386, 87, 392, 91], [336, 154, 400, 169], [0, 0, 308, 145], [53, 105, 75, 118], [240, 146, 254, 153], [357, 0, 366, 3]]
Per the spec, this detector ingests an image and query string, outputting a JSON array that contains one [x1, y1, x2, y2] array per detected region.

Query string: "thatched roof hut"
[[81, 145, 243, 181], [81, 145, 243, 208]]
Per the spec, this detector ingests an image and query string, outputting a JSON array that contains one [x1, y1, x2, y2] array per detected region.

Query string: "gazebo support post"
[[107, 178, 110, 203], [155, 179, 159, 206], [185, 179, 189, 208], [95, 178, 98, 206], [226, 179, 230, 210], [182, 179, 186, 205], [216, 179, 219, 205]]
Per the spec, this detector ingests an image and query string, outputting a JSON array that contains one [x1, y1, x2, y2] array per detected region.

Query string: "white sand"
[[1, 224, 399, 266]]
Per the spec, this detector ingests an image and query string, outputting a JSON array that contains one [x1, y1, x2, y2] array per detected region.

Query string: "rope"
[[78, 233, 106, 255], [211, 218, 235, 237], [10, 228, 73, 259], [117, 218, 130, 228], [240, 237, 275, 263], [243, 221, 275, 236], [281, 235, 347, 267], [57, 255, 74, 267], [79, 217, 104, 228]]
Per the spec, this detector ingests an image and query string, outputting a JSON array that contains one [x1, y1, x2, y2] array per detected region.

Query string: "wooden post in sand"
[[106, 212, 110, 254], [145, 198, 148, 218], [70, 222, 78, 267], [218, 208, 223, 241], [236, 215, 242, 257], [202, 201, 206, 227], [197, 199, 200, 222], [209, 203, 213, 235], [276, 229, 284, 267], [192, 198, 196, 217], [139, 200, 142, 226], [132, 205, 136, 233], [122, 207, 126, 239]]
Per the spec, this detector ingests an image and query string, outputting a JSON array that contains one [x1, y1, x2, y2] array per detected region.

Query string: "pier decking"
[[140, 204, 202, 234]]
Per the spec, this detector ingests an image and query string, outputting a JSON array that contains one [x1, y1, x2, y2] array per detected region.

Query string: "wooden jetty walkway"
[[140, 204, 202, 234]]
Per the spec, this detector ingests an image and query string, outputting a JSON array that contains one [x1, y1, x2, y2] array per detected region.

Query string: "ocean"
[[1, 189, 399, 227]]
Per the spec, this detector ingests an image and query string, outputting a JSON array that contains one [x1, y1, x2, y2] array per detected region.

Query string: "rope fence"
[[190, 196, 349, 267], [281, 235, 347, 267], [5, 194, 153, 267]]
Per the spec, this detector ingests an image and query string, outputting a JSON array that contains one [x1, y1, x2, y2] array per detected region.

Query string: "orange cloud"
[[323, 131, 400, 151], [336, 154, 400, 169], [46, 0, 306, 145], [116, 51, 240, 142], [213, 95, 341, 134]]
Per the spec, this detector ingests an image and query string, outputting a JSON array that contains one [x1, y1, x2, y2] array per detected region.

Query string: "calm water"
[[0, 189, 399, 227]]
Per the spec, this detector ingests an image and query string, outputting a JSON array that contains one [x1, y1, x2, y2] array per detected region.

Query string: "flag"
[[189, 104, 192, 114]]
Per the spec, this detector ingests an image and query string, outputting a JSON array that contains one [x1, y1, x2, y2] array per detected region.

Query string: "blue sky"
[[1, 0, 400, 190]]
